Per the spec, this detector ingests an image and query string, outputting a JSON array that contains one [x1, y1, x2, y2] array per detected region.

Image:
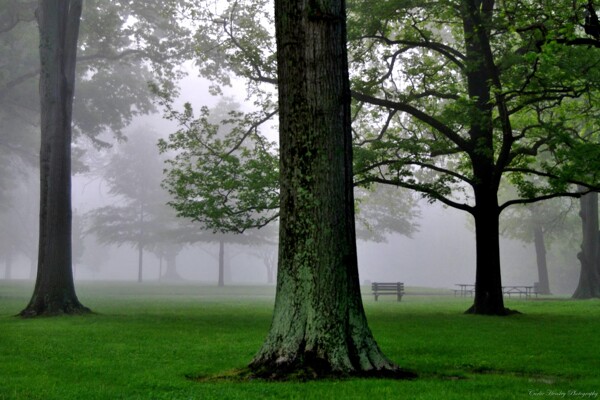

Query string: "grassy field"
[[1, 281, 599, 400]]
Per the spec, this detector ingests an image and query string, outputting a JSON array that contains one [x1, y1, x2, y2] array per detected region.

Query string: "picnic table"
[[502, 285, 537, 299], [454, 284, 474, 297], [454, 284, 538, 299]]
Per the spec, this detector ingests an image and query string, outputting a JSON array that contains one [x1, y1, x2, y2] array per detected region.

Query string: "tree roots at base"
[[464, 304, 521, 316], [18, 302, 92, 318], [245, 359, 417, 381]]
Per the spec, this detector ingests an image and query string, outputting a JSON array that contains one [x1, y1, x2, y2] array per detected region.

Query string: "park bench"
[[372, 282, 405, 301]]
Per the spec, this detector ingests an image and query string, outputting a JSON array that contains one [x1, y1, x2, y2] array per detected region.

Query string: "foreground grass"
[[1, 281, 599, 399]]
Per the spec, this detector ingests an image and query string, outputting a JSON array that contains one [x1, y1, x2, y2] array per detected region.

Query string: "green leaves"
[[158, 98, 280, 233]]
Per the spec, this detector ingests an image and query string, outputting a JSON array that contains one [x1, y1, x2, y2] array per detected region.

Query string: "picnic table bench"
[[372, 282, 405, 301]]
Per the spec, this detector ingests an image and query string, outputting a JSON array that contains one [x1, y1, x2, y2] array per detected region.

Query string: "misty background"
[[0, 4, 583, 295]]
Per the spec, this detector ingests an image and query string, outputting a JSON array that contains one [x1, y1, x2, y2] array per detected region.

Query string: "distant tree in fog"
[[86, 129, 187, 282], [501, 198, 577, 295], [0, 175, 38, 280], [355, 184, 419, 243]]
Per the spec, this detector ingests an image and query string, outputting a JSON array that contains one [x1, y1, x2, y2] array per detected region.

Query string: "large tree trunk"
[[466, 194, 509, 315], [20, 0, 89, 316], [573, 191, 600, 298], [249, 0, 412, 379]]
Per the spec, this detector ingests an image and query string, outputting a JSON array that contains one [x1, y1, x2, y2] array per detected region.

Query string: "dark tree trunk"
[[533, 223, 552, 295], [249, 0, 412, 379], [573, 191, 600, 298], [466, 194, 508, 315], [20, 0, 89, 317], [461, 0, 511, 315], [218, 239, 225, 287]]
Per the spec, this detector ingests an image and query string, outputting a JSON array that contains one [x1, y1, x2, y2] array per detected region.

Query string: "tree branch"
[[354, 176, 474, 213], [499, 190, 588, 213], [357, 34, 466, 70], [351, 90, 472, 152]]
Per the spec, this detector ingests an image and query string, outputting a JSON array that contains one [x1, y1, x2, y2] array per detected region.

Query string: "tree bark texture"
[[249, 0, 412, 379], [21, 0, 89, 316], [573, 191, 600, 298]]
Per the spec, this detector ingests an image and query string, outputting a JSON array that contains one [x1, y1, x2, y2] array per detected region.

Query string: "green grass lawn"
[[1, 281, 599, 400]]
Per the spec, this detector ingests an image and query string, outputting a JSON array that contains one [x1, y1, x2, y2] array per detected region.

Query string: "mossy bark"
[[249, 0, 412, 379], [20, 0, 89, 317]]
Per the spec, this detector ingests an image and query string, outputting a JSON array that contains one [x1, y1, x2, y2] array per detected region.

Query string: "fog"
[[3, 162, 582, 294], [0, 73, 583, 294], [0, 10, 583, 297]]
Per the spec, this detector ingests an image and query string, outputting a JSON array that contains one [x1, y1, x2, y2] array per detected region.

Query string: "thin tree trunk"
[[249, 0, 413, 379], [218, 239, 224, 287], [4, 253, 12, 280], [158, 254, 163, 282], [137, 242, 144, 283], [533, 223, 552, 295], [20, 0, 89, 316], [137, 202, 144, 283], [573, 191, 600, 298]]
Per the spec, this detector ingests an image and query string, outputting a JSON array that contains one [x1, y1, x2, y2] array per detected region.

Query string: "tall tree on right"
[[349, 0, 600, 315], [573, 190, 600, 298]]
